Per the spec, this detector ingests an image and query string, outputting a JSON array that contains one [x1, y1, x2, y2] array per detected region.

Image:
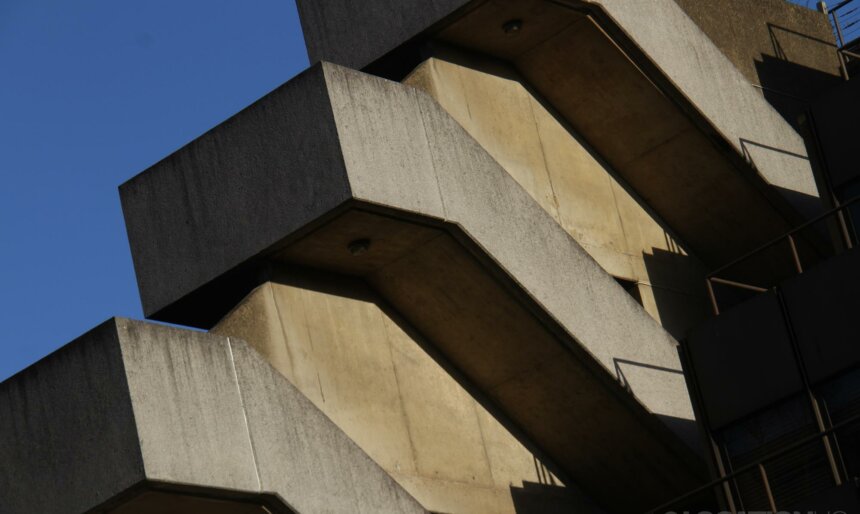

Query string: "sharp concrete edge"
[[323, 62, 695, 427], [0, 318, 426, 514]]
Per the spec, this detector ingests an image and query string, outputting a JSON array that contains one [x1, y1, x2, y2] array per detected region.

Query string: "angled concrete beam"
[[121, 63, 705, 511], [0, 318, 424, 514], [296, 0, 823, 266], [297, 0, 816, 198]]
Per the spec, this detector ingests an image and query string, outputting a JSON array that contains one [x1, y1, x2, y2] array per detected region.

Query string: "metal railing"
[[826, 0, 860, 78], [705, 195, 859, 315], [647, 411, 860, 513]]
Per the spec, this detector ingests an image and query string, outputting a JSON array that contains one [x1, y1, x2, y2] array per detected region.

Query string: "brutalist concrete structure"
[[4, 0, 860, 512]]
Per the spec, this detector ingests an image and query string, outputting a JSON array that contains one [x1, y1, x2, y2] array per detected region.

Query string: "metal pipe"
[[777, 289, 844, 488], [788, 234, 803, 273], [708, 196, 860, 279], [832, 0, 856, 13], [821, 400, 851, 480], [706, 279, 720, 315], [720, 441, 742, 513], [708, 277, 768, 293], [646, 412, 860, 513], [759, 463, 778, 512], [832, 10, 851, 79], [837, 209, 855, 250], [811, 397, 844, 486], [834, 10, 848, 47]]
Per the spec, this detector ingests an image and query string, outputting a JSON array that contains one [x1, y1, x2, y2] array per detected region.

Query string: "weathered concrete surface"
[[675, 0, 841, 121], [122, 63, 704, 511], [120, 65, 352, 326], [432, 2, 822, 267], [296, 0, 468, 73], [214, 276, 599, 514], [0, 321, 144, 514], [594, 0, 819, 201], [405, 54, 710, 339], [295, 0, 821, 257], [0, 318, 425, 514]]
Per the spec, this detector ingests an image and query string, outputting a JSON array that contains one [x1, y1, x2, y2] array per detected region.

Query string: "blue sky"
[[0, 0, 828, 381], [0, 0, 307, 380]]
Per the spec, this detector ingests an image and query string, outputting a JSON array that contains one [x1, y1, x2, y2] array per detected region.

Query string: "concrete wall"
[[404, 55, 710, 339], [0, 318, 426, 514], [675, 0, 842, 125], [213, 276, 601, 514], [293, 0, 821, 217], [594, 0, 820, 210], [121, 64, 703, 509], [676, 0, 840, 87]]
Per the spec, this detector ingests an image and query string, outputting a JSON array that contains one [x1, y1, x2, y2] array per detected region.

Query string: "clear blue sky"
[[0, 0, 826, 381], [0, 0, 307, 381]]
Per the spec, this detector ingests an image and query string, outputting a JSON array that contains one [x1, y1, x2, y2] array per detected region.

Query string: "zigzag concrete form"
[[0, 318, 424, 514], [297, 0, 823, 269], [121, 63, 704, 511]]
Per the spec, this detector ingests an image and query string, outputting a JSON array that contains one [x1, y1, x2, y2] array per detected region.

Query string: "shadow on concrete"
[[268, 265, 577, 498], [641, 247, 709, 340], [656, 413, 703, 457], [510, 481, 602, 514], [754, 55, 840, 129], [739, 137, 810, 162], [758, 22, 842, 129], [612, 355, 703, 454], [766, 22, 838, 60]]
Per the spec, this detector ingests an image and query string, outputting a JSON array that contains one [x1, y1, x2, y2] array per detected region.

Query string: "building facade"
[[2, 1, 859, 512]]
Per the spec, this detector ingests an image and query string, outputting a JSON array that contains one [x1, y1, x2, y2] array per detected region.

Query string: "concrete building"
[[2, 0, 859, 512]]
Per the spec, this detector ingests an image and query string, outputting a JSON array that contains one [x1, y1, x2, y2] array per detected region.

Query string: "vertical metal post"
[[720, 442, 741, 513], [759, 463, 778, 512], [821, 399, 851, 480], [778, 290, 844, 487], [706, 278, 720, 316], [832, 11, 851, 80], [678, 338, 736, 512], [787, 234, 803, 273], [811, 396, 845, 486], [837, 208, 855, 250]]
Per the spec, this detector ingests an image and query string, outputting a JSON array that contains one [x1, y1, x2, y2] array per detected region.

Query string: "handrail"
[[706, 195, 859, 314], [709, 195, 859, 278], [646, 411, 860, 513], [827, 0, 860, 78], [832, 0, 855, 12]]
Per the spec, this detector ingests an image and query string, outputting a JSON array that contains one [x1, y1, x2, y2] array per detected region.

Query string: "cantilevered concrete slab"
[[296, 0, 822, 268], [121, 63, 704, 511], [0, 318, 424, 514]]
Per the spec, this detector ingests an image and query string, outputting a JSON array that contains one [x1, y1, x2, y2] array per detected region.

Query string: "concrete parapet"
[[121, 62, 704, 511], [0, 318, 425, 514]]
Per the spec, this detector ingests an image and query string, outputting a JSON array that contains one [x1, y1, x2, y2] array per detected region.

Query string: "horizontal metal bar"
[[832, 0, 856, 13], [708, 277, 768, 293], [708, 195, 860, 278], [647, 411, 860, 513]]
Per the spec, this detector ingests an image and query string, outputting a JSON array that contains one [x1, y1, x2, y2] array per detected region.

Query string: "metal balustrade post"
[[706, 278, 720, 316], [788, 234, 803, 273], [758, 463, 778, 512], [811, 396, 845, 486], [832, 10, 851, 79]]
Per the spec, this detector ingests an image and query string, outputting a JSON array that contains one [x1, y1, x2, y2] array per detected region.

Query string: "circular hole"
[[347, 238, 371, 256], [502, 19, 523, 36]]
